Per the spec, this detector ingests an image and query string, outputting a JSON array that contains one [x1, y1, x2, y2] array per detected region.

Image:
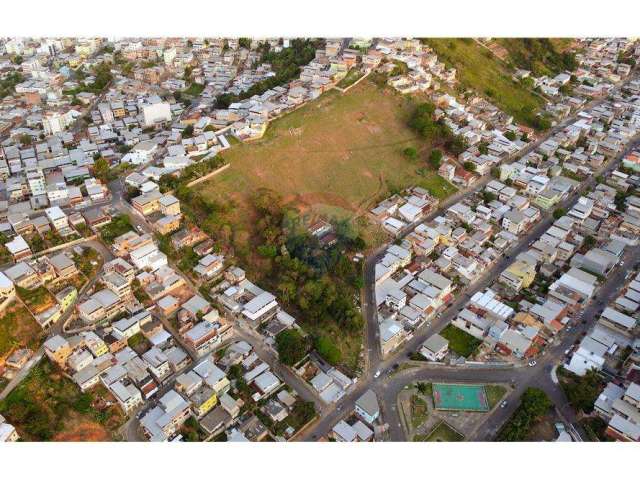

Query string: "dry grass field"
[[200, 78, 455, 251]]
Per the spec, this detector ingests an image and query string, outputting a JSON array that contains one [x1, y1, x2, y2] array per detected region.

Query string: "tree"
[[583, 235, 596, 249], [275, 329, 308, 366], [553, 207, 566, 220], [93, 156, 110, 182], [19, 133, 32, 145], [504, 131, 517, 141], [482, 191, 497, 203], [239, 38, 252, 49], [490, 166, 501, 179], [182, 125, 194, 138], [614, 191, 627, 212], [463, 161, 476, 172], [498, 387, 552, 441], [428, 149, 443, 169], [403, 147, 418, 160], [478, 142, 489, 155]]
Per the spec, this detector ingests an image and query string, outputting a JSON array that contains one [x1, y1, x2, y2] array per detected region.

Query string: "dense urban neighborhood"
[[1, 35, 640, 444]]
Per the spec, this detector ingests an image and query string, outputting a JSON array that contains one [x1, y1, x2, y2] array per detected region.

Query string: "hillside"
[[424, 39, 546, 129], [497, 38, 578, 77]]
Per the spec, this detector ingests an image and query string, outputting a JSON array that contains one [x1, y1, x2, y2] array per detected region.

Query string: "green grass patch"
[[439, 324, 482, 358], [336, 68, 364, 88], [183, 82, 205, 97]]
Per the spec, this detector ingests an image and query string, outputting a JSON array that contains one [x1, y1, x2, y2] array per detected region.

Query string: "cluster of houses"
[[378, 38, 455, 95], [370, 186, 439, 235], [374, 79, 640, 361], [568, 262, 640, 441], [2, 248, 81, 326]]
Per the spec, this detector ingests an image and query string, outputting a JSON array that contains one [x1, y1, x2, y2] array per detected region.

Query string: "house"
[[0, 415, 19, 442], [242, 291, 278, 324], [5, 235, 31, 261], [566, 335, 609, 376], [4, 262, 39, 289], [45, 206, 68, 231], [171, 227, 208, 250], [77, 288, 123, 324], [500, 259, 536, 291], [193, 254, 224, 278], [110, 380, 143, 414], [0, 271, 15, 298], [502, 210, 526, 235], [420, 333, 449, 361], [549, 268, 598, 305], [192, 357, 230, 395], [355, 389, 380, 425], [43, 335, 71, 367], [140, 389, 191, 441], [189, 385, 218, 418], [49, 252, 78, 279]]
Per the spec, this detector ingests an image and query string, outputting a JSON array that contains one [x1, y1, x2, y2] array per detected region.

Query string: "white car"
[[528, 360, 537, 367], [374, 370, 381, 379], [500, 400, 508, 408]]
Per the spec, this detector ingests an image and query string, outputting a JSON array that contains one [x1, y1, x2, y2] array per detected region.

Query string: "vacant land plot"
[[433, 383, 489, 412], [440, 324, 482, 358], [200, 79, 455, 249], [425, 39, 544, 128], [0, 301, 43, 357], [17, 286, 56, 314], [0, 360, 124, 441]]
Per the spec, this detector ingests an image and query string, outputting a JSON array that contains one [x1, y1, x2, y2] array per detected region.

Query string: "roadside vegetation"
[[497, 387, 552, 441], [557, 367, 604, 414]]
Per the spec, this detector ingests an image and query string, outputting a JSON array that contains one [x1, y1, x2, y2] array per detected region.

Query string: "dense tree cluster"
[[251, 189, 365, 363], [559, 368, 604, 414], [409, 102, 468, 155]]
